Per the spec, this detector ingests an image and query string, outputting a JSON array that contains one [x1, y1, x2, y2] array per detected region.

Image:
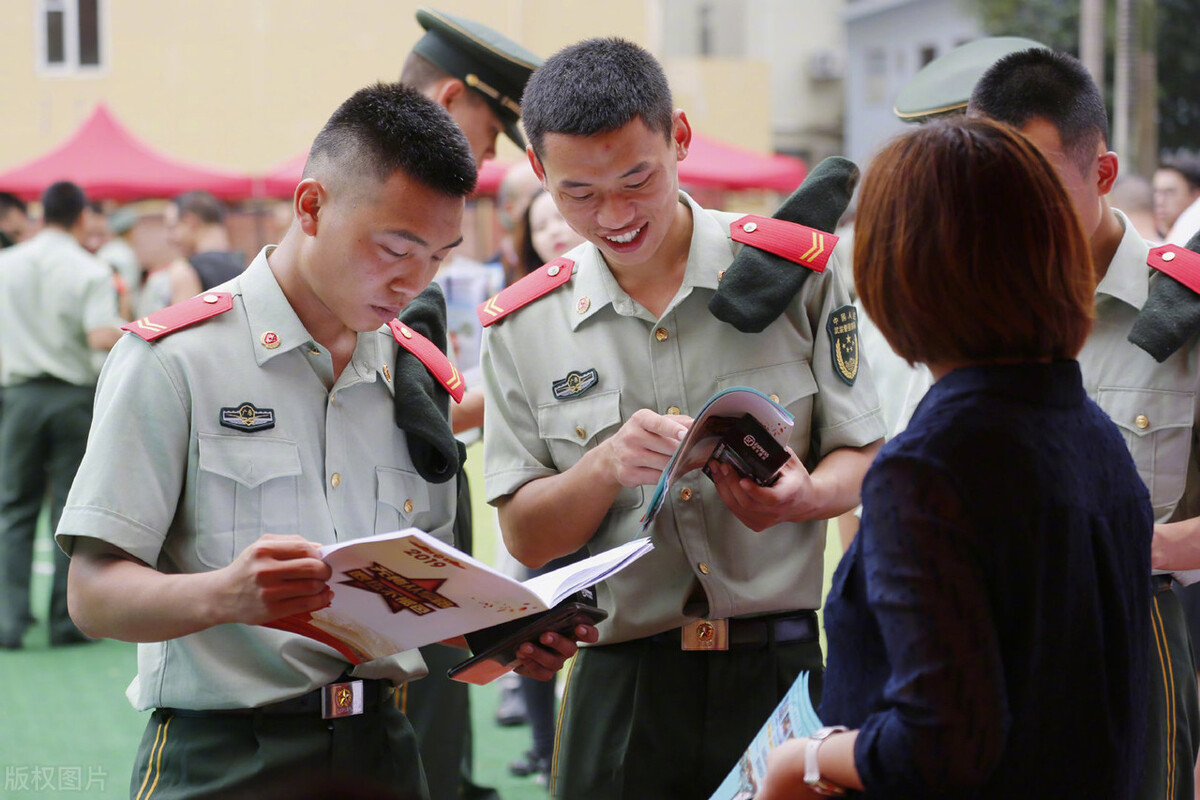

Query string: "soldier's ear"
[[527, 146, 547, 187], [672, 110, 692, 162], [294, 179, 323, 236], [1097, 150, 1119, 196]]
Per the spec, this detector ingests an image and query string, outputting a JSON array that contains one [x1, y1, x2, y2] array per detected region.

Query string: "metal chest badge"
[[219, 402, 276, 432], [826, 305, 859, 386], [552, 368, 599, 400]]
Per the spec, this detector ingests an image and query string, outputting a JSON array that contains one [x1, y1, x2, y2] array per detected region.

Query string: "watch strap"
[[804, 725, 849, 795]]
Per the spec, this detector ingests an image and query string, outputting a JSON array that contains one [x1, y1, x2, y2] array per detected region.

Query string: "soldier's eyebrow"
[[560, 162, 653, 189], [382, 231, 464, 252]]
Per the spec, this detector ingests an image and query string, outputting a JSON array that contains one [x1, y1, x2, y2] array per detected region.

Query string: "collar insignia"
[[553, 368, 599, 400], [220, 402, 276, 432]]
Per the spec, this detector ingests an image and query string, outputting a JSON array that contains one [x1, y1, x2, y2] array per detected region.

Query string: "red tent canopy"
[[259, 151, 509, 199], [680, 133, 807, 194], [0, 104, 255, 202]]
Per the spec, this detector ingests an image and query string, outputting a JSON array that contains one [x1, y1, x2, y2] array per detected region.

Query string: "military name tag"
[[681, 619, 728, 651], [826, 305, 859, 386], [552, 368, 599, 400], [219, 402, 275, 432], [321, 679, 364, 719]]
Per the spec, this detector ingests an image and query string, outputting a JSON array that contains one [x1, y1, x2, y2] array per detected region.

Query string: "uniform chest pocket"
[[195, 433, 302, 568], [717, 360, 818, 409], [375, 466, 432, 534], [537, 389, 643, 510], [1096, 386, 1195, 517]]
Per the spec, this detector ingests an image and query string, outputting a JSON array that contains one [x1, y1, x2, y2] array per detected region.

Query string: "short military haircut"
[[399, 52, 451, 91], [968, 48, 1108, 175], [41, 181, 88, 229], [0, 192, 27, 216], [1160, 153, 1200, 191], [172, 191, 226, 225], [521, 38, 674, 156], [854, 118, 1093, 366], [305, 81, 476, 197]]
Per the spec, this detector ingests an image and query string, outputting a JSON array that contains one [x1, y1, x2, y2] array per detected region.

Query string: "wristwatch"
[[804, 725, 849, 796]]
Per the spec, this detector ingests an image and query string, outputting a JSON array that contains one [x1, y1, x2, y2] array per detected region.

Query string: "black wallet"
[[447, 591, 608, 685], [702, 413, 789, 486]]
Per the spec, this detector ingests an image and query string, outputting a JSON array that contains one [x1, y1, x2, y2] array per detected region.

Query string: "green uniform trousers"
[[130, 700, 426, 800], [1138, 580, 1200, 800], [551, 634, 823, 799], [0, 379, 93, 645]]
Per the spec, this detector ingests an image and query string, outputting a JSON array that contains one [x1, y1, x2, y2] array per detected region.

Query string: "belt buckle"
[[321, 679, 364, 719], [681, 619, 728, 651]]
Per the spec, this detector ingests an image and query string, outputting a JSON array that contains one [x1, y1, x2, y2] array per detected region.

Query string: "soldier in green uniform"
[[57, 83, 590, 800], [0, 180, 123, 649], [967, 48, 1200, 800], [397, 8, 544, 798], [480, 38, 886, 798]]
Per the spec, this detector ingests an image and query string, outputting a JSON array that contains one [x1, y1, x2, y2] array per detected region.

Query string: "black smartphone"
[[447, 601, 608, 685]]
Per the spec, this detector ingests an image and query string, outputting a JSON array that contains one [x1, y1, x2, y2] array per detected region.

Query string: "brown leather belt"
[[160, 676, 393, 720], [651, 610, 819, 650]]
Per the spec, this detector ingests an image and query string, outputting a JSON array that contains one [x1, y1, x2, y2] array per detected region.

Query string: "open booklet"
[[640, 387, 795, 532], [710, 671, 823, 800], [264, 528, 652, 666]]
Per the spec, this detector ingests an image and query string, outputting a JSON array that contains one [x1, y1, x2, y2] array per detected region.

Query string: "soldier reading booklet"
[[265, 529, 651, 666]]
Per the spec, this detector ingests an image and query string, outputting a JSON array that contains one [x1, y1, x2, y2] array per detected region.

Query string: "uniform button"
[[398, 325, 413, 339], [743, 221, 758, 233], [1163, 251, 1177, 262], [698, 562, 711, 575], [718, 270, 726, 282], [667, 405, 680, 415], [1135, 414, 1150, 429], [202, 294, 219, 304], [548, 264, 561, 277], [330, 473, 341, 488], [403, 500, 414, 514], [577, 296, 591, 314], [655, 327, 669, 342], [769, 394, 780, 404], [575, 426, 587, 439], [680, 487, 693, 501], [383, 364, 392, 382], [307, 346, 320, 355], [261, 331, 280, 349]]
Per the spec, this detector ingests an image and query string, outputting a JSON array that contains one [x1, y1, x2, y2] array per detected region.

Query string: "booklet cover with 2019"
[[264, 528, 651, 670]]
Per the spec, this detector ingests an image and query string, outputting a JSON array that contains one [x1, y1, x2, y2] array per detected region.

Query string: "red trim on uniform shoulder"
[[389, 319, 465, 404], [122, 292, 233, 341], [1149, 244, 1200, 295], [730, 216, 836, 273], [477, 257, 574, 328]]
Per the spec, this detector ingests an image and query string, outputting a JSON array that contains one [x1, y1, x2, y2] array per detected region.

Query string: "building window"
[[866, 48, 887, 105], [38, 0, 105, 73]]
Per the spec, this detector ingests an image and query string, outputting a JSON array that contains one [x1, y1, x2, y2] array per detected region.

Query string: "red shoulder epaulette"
[[388, 319, 465, 403], [1149, 244, 1200, 295], [477, 257, 574, 328], [730, 216, 836, 273], [122, 292, 233, 342]]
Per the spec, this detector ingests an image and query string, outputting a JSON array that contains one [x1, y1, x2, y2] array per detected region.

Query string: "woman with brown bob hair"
[[757, 118, 1153, 798]]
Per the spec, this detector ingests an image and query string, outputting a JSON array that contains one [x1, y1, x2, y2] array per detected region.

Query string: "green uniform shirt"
[[1080, 211, 1200, 583], [0, 228, 120, 387], [56, 247, 457, 710], [482, 192, 885, 644]]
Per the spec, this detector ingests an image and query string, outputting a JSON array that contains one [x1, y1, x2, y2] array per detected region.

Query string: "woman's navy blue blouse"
[[820, 361, 1152, 799]]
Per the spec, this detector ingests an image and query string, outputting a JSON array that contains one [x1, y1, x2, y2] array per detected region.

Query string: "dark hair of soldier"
[[520, 37, 674, 156], [171, 190, 227, 225], [304, 81, 477, 198], [967, 47, 1109, 176], [41, 181, 88, 229]]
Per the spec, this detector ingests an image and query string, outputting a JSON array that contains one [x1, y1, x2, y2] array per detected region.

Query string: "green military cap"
[[414, 7, 542, 148], [894, 36, 1049, 122]]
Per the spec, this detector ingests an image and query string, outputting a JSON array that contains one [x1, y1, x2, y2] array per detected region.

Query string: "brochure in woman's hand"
[[640, 387, 794, 532], [710, 671, 823, 800]]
